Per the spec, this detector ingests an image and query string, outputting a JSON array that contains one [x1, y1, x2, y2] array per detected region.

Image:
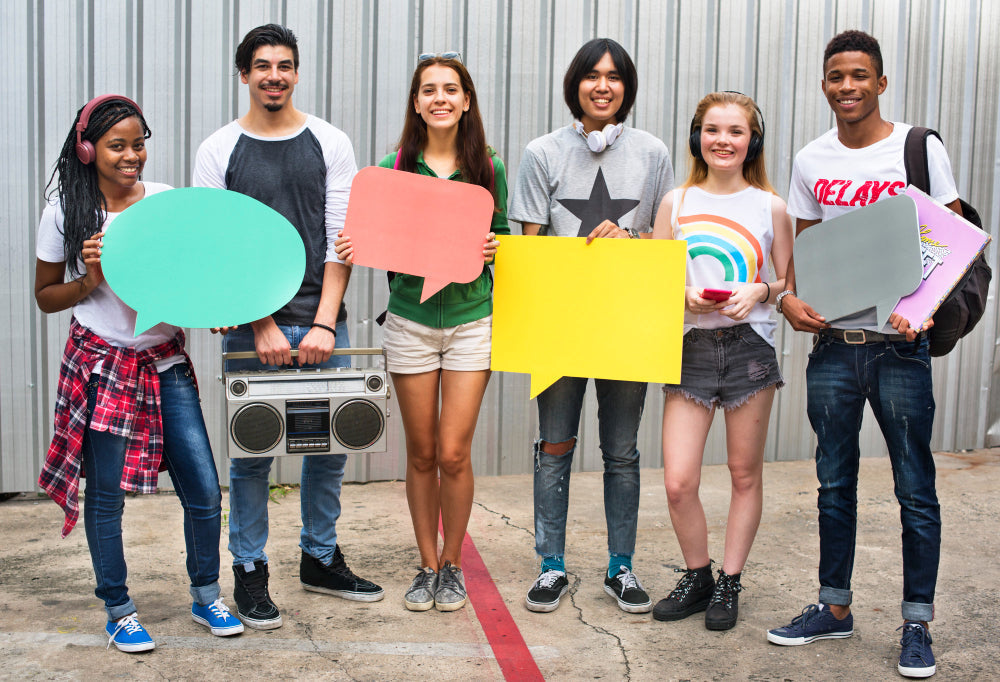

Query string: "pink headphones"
[[75, 94, 142, 164]]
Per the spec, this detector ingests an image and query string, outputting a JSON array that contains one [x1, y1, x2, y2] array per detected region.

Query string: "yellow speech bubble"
[[491, 235, 688, 398]]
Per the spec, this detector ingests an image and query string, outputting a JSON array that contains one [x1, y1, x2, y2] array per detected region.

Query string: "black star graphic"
[[557, 167, 641, 237]]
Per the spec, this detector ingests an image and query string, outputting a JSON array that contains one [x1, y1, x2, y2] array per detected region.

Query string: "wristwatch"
[[622, 228, 640, 239], [775, 289, 796, 314]]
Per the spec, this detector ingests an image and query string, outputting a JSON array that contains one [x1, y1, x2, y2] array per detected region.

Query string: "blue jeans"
[[223, 322, 350, 566], [806, 334, 939, 622], [82, 362, 222, 620], [533, 377, 647, 559]]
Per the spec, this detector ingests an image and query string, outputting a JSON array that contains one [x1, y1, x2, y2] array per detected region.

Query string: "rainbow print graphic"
[[678, 213, 764, 283]]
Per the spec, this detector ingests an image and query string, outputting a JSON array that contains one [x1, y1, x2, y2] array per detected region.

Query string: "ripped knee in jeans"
[[539, 438, 576, 456]]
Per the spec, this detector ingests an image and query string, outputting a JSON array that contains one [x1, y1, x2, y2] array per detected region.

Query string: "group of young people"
[[35, 23, 954, 679]]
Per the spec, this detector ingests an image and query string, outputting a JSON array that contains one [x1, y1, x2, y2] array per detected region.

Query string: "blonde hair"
[[682, 91, 775, 194]]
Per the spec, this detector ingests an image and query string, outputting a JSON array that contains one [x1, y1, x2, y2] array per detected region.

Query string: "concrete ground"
[[1, 449, 997, 681]]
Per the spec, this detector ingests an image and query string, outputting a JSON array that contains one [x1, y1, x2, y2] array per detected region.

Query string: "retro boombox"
[[224, 349, 389, 458]]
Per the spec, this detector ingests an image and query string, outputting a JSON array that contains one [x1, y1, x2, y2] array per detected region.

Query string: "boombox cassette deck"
[[224, 348, 389, 458]]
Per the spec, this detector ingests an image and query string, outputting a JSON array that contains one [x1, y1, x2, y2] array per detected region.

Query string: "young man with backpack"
[[768, 30, 964, 678]]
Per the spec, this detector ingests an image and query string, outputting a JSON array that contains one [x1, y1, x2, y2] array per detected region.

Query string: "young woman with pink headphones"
[[35, 95, 243, 652]]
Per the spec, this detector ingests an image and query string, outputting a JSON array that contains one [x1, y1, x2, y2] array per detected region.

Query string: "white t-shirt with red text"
[[787, 122, 959, 329]]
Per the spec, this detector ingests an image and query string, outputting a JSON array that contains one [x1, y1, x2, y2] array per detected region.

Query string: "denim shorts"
[[663, 324, 783, 409], [383, 312, 492, 373]]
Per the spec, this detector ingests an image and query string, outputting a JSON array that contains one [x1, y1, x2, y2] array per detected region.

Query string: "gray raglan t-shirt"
[[192, 116, 356, 326], [509, 125, 674, 236]]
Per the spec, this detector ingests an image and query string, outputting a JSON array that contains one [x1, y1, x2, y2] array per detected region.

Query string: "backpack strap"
[[903, 126, 938, 194]]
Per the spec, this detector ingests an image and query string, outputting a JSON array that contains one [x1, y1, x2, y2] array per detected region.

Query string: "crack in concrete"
[[473, 500, 534, 537], [298, 620, 358, 681], [564, 572, 632, 681]]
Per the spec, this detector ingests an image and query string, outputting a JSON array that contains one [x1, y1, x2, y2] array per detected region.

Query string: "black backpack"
[[903, 126, 992, 356]]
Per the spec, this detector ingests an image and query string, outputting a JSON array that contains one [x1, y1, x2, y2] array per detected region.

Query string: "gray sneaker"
[[404, 567, 437, 611], [434, 561, 468, 612]]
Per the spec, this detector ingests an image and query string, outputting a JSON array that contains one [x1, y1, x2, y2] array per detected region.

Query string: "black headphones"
[[688, 91, 765, 164]]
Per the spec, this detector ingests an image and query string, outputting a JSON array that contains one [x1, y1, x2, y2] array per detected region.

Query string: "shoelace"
[[438, 563, 463, 593], [411, 568, 435, 591], [667, 568, 698, 601], [535, 569, 565, 589], [613, 567, 642, 593], [898, 623, 932, 661], [207, 598, 234, 621], [243, 568, 272, 604], [708, 573, 742, 607], [788, 603, 822, 627], [107, 613, 144, 649]]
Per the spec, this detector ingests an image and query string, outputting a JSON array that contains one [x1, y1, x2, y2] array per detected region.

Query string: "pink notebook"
[[889, 186, 991, 330]]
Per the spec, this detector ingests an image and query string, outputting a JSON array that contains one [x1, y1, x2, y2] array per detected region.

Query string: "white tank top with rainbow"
[[670, 185, 778, 346]]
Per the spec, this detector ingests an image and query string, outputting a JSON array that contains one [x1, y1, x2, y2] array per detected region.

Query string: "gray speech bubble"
[[794, 194, 922, 329]]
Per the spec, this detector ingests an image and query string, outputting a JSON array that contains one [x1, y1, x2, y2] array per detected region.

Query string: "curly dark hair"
[[44, 98, 150, 276], [823, 29, 883, 77]]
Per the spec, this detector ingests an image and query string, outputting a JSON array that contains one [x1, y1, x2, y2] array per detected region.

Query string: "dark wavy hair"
[[395, 57, 496, 200], [563, 38, 638, 123], [44, 98, 150, 276], [235, 24, 299, 75], [823, 29, 883, 77]]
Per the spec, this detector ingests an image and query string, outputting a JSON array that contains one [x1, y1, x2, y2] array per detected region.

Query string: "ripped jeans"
[[807, 333, 939, 622], [533, 377, 647, 559]]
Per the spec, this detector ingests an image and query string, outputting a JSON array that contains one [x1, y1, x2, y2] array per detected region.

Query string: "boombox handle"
[[222, 348, 384, 360]]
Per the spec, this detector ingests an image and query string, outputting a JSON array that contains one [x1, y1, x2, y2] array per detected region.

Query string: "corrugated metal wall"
[[3, 0, 998, 492]]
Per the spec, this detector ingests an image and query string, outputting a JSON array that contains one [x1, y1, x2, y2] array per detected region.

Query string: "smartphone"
[[702, 288, 732, 302]]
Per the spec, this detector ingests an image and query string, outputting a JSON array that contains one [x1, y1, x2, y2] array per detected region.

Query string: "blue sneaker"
[[897, 622, 935, 678], [105, 613, 155, 652], [192, 598, 245, 636], [767, 603, 853, 645]]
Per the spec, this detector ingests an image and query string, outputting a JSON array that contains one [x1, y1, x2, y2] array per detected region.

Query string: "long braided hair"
[[44, 98, 150, 276]]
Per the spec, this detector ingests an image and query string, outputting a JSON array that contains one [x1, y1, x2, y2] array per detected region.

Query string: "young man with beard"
[[193, 23, 383, 630]]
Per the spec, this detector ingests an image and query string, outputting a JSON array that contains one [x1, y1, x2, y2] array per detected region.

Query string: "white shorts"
[[383, 312, 492, 374]]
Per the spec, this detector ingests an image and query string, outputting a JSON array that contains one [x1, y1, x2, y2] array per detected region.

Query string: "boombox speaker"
[[224, 348, 389, 458]]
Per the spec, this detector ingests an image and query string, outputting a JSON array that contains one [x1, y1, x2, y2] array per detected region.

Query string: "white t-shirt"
[[787, 123, 959, 329], [671, 186, 779, 346], [36, 181, 183, 371]]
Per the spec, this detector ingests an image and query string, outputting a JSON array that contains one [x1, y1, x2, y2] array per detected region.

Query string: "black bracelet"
[[311, 322, 337, 337], [760, 282, 770, 303]]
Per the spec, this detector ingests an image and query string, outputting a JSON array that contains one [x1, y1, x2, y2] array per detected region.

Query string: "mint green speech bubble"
[[101, 187, 305, 334]]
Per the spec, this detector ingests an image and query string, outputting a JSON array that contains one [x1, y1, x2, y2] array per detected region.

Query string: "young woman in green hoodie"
[[335, 53, 507, 613]]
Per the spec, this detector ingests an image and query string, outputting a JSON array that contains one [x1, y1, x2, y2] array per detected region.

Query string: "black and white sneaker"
[[233, 561, 282, 630], [525, 569, 569, 613], [604, 566, 652, 614], [300, 546, 384, 602]]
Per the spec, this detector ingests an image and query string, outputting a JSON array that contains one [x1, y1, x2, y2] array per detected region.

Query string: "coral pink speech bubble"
[[343, 166, 495, 302]]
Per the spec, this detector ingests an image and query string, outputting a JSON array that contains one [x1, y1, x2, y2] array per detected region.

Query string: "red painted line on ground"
[[439, 520, 544, 681], [461, 531, 544, 681]]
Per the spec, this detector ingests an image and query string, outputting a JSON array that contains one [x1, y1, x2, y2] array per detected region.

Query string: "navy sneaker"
[[897, 622, 936, 678], [105, 613, 155, 653], [603, 566, 652, 614], [767, 603, 854, 645], [192, 597, 245, 636]]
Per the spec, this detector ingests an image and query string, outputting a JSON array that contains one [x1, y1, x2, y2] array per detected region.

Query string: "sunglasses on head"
[[418, 51, 462, 63]]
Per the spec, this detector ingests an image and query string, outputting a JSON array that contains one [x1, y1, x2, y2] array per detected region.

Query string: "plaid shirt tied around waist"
[[38, 318, 195, 537]]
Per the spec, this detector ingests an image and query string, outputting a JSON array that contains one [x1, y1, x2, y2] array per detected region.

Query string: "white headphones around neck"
[[572, 120, 624, 153]]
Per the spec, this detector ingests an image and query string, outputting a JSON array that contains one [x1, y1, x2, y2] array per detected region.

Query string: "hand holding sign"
[[794, 194, 922, 329], [342, 166, 495, 302], [491, 235, 687, 398], [101, 187, 305, 334]]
